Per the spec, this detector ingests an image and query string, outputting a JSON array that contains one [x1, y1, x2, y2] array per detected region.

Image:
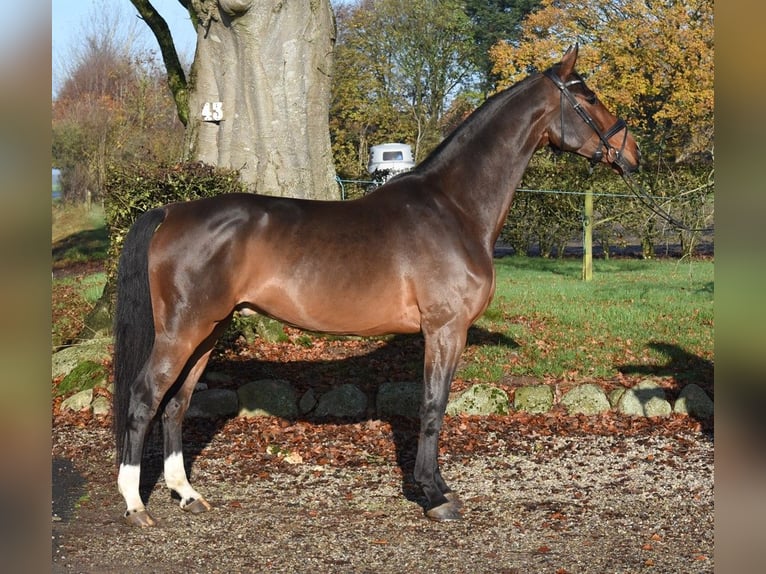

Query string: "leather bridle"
[[543, 69, 631, 174], [543, 68, 713, 232]]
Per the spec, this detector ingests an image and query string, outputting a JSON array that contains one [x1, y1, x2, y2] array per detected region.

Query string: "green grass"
[[52, 204, 109, 346], [55, 272, 107, 304], [460, 256, 713, 386], [52, 204, 109, 266]]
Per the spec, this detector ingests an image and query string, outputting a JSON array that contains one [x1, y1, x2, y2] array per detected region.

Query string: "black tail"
[[113, 207, 167, 464]]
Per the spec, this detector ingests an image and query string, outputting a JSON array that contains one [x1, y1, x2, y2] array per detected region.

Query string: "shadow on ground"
[[134, 327, 517, 512]]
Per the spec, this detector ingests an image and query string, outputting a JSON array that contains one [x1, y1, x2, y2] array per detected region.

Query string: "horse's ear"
[[558, 43, 579, 78]]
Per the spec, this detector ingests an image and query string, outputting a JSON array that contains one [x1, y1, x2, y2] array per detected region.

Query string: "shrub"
[[73, 161, 249, 340], [103, 161, 246, 285]]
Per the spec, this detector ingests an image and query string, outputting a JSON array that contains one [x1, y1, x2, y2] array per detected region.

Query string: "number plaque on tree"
[[201, 102, 223, 122]]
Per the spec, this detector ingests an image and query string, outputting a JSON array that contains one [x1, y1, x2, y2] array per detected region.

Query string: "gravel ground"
[[52, 419, 713, 573]]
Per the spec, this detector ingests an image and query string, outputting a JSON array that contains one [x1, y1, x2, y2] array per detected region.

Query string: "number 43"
[[201, 101, 223, 122]]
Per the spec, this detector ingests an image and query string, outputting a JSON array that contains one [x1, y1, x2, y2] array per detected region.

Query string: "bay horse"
[[113, 45, 640, 526]]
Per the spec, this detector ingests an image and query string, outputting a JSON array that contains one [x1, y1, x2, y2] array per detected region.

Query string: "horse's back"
[[150, 193, 429, 335]]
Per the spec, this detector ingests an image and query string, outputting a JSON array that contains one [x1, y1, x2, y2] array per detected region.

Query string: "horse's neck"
[[424, 79, 549, 247]]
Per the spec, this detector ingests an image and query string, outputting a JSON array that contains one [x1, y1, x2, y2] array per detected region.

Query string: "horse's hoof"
[[425, 501, 463, 521], [444, 491, 464, 509], [124, 509, 156, 527], [182, 497, 212, 514]]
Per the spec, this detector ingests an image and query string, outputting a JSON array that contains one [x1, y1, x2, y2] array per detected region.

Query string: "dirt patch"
[[52, 414, 713, 573]]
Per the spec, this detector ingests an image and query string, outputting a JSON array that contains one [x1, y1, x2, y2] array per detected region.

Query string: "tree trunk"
[[186, 0, 338, 199]]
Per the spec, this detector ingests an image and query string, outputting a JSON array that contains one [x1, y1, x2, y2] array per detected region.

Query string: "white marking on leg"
[[118, 464, 144, 514], [164, 452, 203, 508]]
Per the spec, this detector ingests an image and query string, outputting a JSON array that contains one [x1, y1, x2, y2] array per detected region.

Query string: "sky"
[[52, 0, 198, 96]]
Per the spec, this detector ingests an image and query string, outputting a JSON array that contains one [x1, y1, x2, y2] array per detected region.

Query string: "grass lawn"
[[52, 203, 108, 267], [461, 256, 713, 392], [52, 204, 108, 348]]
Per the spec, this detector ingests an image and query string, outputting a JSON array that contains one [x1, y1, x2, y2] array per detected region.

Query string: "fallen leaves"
[[52, 320, 711, 480]]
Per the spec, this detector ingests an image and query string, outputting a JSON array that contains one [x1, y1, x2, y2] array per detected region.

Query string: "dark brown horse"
[[113, 46, 640, 526]]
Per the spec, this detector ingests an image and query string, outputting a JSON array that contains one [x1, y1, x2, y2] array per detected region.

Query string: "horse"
[[113, 45, 640, 527]]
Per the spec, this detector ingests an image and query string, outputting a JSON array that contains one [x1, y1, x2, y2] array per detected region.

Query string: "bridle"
[[543, 68, 713, 233], [543, 69, 631, 174]]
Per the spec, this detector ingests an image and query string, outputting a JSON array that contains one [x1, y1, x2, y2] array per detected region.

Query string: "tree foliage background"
[[330, 0, 542, 190], [329, 0, 713, 257], [52, 7, 184, 203], [489, 0, 714, 163], [486, 0, 714, 256], [53, 0, 713, 257], [330, 0, 474, 188]]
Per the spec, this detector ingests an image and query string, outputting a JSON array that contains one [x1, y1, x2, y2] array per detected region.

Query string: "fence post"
[[582, 188, 593, 281]]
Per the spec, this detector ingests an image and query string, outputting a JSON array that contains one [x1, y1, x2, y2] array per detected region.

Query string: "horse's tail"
[[113, 207, 167, 464]]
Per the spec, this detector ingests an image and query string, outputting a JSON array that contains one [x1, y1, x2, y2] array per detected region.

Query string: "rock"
[[314, 384, 367, 418], [609, 387, 626, 408], [377, 382, 421, 418], [202, 371, 233, 385], [673, 384, 714, 419], [299, 388, 318, 414], [447, 384, 510, 416], [561, 384, 611, 415], [237, 379, 298, 419], [513, 385, 553, 414], [61, 389, 93, 412], [91, 396, 111, 416], [187, 389, 239, 419], [644, 398, 672, 417], [617, 379, 672, 417], [57, 360, 110, 397], [52, 341, 110, 380]]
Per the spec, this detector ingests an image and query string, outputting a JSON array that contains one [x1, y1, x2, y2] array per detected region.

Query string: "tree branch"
[[129, 0, 190, 126]]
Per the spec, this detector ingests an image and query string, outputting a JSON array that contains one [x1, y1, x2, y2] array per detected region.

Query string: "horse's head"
[[542, 45, 641, 174]]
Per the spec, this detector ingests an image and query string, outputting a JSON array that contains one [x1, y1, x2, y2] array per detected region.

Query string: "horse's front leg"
[[415, 324, 467, 521]]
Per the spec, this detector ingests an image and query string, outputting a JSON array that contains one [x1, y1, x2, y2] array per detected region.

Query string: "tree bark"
[[186, 0, 338, 199]]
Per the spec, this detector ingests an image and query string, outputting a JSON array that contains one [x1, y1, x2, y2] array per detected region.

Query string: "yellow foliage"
[[490, 0, 713, 160]]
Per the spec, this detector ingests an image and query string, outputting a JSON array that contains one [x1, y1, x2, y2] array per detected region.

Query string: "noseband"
[[543, 69, 630, 173]]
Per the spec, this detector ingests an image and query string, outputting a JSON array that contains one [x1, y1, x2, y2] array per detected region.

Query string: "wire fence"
[[335, 176, 714, 259], [336, 177, 683, 201]]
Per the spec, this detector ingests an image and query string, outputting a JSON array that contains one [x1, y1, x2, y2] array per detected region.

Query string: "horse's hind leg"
[[117, 375, 159, 527], [161, 325, 226, 514], [117, 330, 215, 526], [117, 342, 188, 527]]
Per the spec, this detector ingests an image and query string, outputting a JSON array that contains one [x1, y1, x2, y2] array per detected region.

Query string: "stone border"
[[60, 373, 713, 421]]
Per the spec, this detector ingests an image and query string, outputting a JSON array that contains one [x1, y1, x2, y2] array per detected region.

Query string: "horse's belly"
[[244, 280, 422, 336]]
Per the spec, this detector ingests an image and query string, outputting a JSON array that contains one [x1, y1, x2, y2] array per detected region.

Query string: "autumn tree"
[[330, 1, 415, 186], [462, 0, 541, 95], [490, 0, 714, 162], [330, 0, 475, 184], [52, 7, 183, 202], [490, 0, 714, 258], [130, 0, 338, 199]]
